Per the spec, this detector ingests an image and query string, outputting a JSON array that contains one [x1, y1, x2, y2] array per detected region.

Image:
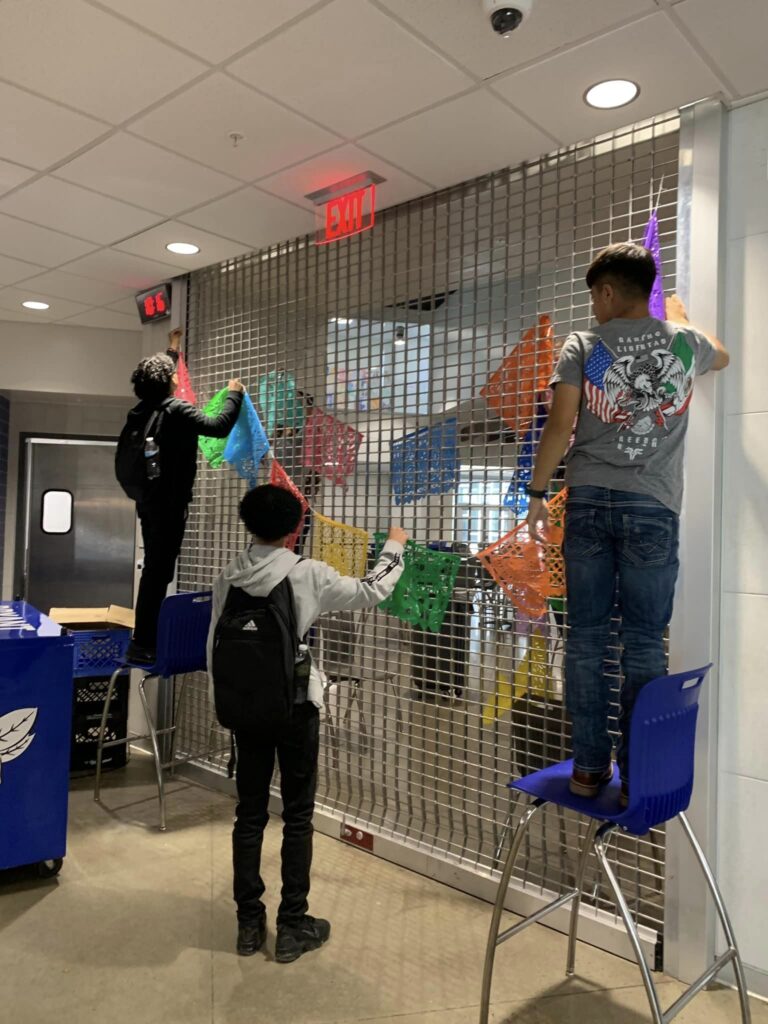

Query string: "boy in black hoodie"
[[122, 329, 244, 663]]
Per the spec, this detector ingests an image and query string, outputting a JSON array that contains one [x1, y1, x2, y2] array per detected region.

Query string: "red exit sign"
[[320, 185, 376, 244], [306, 171, 384, 246]]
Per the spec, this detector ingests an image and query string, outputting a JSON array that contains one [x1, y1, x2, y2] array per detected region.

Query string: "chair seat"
[[509, 759, 651, 831]]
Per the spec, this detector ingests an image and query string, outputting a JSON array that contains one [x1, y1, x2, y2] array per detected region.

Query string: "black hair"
[[239, 484, 303, 542], [131, 352, 175, 403], [585, 242, 657, 299]]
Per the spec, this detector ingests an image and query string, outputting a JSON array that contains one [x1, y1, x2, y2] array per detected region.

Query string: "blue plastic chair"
[[480, 666, 751, 1024], [94, 592, 214, 831]]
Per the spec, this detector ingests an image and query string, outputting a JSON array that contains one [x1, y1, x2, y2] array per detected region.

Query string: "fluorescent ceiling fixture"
[[330, 316, 354, 325], [584, 79, 639, 110], [22, 300, 50, 310], [166, 241, 200, 255], [394, 337, 406, 346]]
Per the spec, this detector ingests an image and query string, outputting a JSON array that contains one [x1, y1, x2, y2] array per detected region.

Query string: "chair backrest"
[[621, 664, 711, 835], [154, 591, 213, 677]]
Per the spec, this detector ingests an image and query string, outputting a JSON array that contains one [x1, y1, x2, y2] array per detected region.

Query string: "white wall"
[[718, 97, 768, 994], [0, 320, 142, 396]]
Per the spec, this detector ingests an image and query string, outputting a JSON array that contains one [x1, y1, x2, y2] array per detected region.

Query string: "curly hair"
[[239, 485, 304, 541], [131, 352, 175, 403]]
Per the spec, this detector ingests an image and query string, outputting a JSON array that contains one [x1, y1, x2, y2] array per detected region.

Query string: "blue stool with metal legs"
[[480, 665, 751, 1024], [94, 591, 213, 831]]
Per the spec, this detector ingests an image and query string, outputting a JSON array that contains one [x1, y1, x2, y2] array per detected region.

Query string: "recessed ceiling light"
[[166, 241, 200, 255], [584, 79, 640, 110], [22, 300, 50, 310]]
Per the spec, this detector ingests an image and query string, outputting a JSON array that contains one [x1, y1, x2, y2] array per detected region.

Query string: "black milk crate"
[[70, 672, 129, 775]]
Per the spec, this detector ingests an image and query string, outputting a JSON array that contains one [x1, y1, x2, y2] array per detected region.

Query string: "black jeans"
[[134, 500, 188, 649], [233, 704, 320, 926]]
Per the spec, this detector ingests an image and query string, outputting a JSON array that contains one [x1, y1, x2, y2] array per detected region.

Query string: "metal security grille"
[[177, 112, 679, 947]]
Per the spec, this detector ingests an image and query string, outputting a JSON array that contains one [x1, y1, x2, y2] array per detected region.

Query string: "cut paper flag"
[[269, 459, 310, 551], [311, 512, 369, 578], [481, 315, 554, 435], [258, 370, 304, 437], [503, 400, 549, 517], [642, 210, 665, 320], [301, 406, 363, 487], [197, 387, 230, 468], [175, 351, 197, 405], [223, 393, 270, 488], [374, 534, 461, 634], [482, 612, 552, 725], [390, 417, 459, 506], [478, 489, 567, 619]]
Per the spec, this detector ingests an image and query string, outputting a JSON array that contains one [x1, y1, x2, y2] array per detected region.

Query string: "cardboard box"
[[48, 606, 135, 632]]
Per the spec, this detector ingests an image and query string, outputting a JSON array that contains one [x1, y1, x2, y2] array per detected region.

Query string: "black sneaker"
[[237, 917, 267, 957], [275, 916, 331, 964], [125, 641, 156, 667]]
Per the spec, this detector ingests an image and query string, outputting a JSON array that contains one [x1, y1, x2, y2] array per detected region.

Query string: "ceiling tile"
[[0, 214, 97, 267], [377, 0, 657, 79], [131, 74, 341, 180], [105, 296, 142, 316], [114, 221, 252, 269], [95, 0, 327, 63], [0, 160, 36, 197], [59, 307, 140, 332], [258, 144, 434, 211], [180, 188, 315, 248], [0, 0, 206, 122], [54, 134, 242, 216], [11, 269, 133, 306], [0, 286, 91, 320], [491, 13, 722, 144], [0, 178, 163, 245], [0, 81, 109, 170], [675, 0, 768, 98], [0, 254, 48, 287], [361, 90, 554, 189], [229, 0, 472, 137], [62, 250, 178, 289]]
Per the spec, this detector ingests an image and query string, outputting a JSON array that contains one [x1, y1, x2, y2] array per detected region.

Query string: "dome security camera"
[[482, 0, 535, 37]]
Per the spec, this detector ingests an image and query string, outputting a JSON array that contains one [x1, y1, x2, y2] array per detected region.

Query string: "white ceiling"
[[0, 0, 765, 331]]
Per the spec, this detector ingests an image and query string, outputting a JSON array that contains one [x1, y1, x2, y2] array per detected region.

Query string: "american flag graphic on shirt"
[[583, 340, 621, 423]]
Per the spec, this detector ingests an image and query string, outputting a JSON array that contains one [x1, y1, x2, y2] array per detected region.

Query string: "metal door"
[[20, 438, 135, 612]]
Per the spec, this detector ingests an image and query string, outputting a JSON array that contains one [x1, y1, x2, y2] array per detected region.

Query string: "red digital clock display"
[[135, 284, 171, 324]]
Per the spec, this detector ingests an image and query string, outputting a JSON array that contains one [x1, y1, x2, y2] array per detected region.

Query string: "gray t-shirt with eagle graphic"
[[550, 317, 716, 513]]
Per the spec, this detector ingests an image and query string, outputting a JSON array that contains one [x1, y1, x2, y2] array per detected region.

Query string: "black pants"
[[134, 501, 188, 649], [233, 705, 320, 926]]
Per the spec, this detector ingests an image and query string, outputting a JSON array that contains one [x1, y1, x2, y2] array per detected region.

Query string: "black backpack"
[[115, 403, 167, 502], [212, 576, 302, 732]]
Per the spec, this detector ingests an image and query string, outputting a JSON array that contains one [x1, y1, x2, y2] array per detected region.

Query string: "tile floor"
[[1, 759, 765, 1024]]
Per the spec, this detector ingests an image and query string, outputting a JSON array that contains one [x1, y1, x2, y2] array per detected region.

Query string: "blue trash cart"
[[0, 602, 74, 877]]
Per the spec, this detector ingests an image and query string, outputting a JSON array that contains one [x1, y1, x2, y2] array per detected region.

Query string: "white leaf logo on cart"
[[0, 708, 38, 783]]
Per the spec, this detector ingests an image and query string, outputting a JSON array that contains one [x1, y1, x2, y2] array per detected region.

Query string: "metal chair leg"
[[138, 674, 167, 832], [480, 800, 544, 1024], [168, 673, 187, 776], [678, 812, 752, 1024], [593, 824, 664, 1024], [566, 818, 600, 976], [94, 667, 122, 804]]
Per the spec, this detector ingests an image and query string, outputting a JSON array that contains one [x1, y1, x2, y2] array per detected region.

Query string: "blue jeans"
[[564, 486, 680, 778]]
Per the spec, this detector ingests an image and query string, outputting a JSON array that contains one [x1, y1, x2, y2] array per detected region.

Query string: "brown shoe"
[[569, 765, 614, 798]]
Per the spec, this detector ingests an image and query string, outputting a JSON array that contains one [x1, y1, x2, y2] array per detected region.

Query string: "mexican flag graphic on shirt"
[[583, 331, 696, 441]]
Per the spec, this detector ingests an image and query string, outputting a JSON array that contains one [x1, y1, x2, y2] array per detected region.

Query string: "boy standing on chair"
[[118, 329, 244, 665], [526, 243, 729, 804], [207, 484, 406, 962]]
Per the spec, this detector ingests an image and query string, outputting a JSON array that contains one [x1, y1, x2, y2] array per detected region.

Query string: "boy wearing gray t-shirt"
[[526, 243, 729, 804]]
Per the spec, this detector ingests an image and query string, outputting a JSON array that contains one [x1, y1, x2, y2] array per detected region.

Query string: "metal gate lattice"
[[177, 112, 680, 941]]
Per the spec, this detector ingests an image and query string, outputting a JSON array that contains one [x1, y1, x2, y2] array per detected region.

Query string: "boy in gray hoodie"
[[207, 484, 406, 962]]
